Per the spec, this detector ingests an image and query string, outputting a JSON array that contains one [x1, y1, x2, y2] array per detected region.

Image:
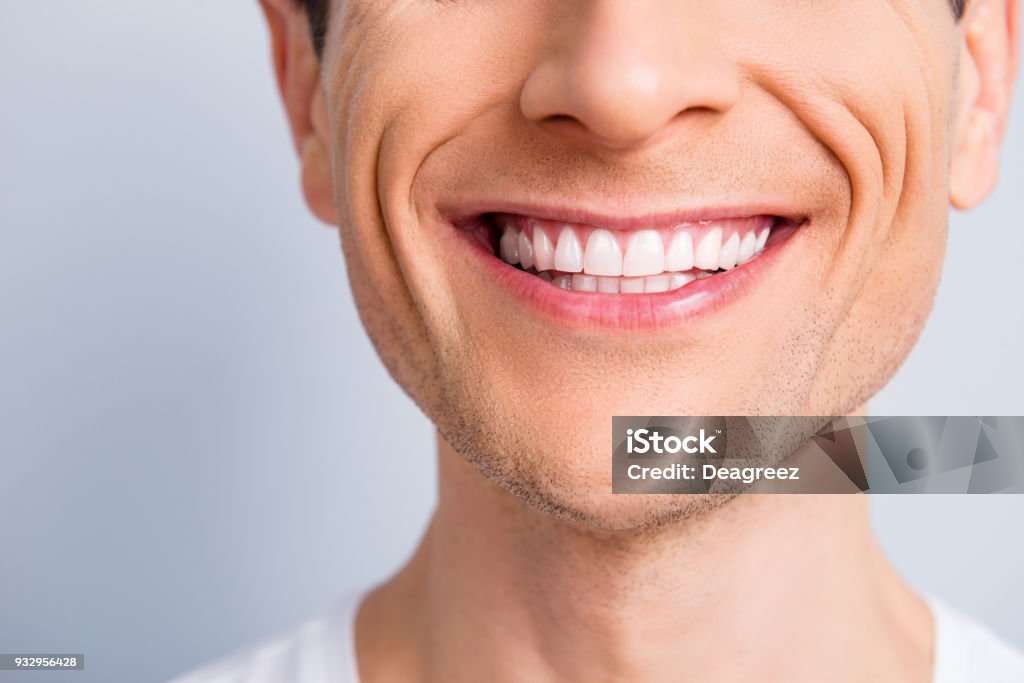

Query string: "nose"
[[520, 1, 741, 151]]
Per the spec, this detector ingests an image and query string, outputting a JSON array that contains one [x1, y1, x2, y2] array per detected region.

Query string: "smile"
[[448, 202, 806, 329], [490, 213, 776, 294]]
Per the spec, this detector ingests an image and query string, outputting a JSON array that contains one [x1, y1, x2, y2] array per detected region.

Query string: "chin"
[[534, 485, 734, 533], [442, 412, 736, 533]]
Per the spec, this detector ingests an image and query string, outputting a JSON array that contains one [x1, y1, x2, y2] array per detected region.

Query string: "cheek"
[[738, 4, 956, 398], [323, 9, 559, 416]]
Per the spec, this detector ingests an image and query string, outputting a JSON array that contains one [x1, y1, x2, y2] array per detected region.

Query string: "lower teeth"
[[526, 268, 716, 294]]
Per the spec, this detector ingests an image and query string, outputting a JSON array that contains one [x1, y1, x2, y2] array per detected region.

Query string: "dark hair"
[[294, 0, 967, 58], [294, 0, 329, 57]]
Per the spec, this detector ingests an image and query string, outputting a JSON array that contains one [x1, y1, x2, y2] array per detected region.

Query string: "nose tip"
[[523, 57, 736, 150], [519, 3, 741, 151]]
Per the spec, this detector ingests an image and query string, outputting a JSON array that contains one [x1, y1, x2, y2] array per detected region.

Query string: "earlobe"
[[950, 108, 998, 209], [949, 0, 1018, 210], [302, 80, 338, 226], [301, 130, 338, 225]]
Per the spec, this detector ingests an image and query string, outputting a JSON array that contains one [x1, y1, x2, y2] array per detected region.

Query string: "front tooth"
[[755, 227, 770, 252], [665, 231, 694, 271], [620, 277, 646, 294], [583, 229, 623, 276], [572, 274, 598, 292], [694, 227, 723, 270], [737, 231, 757, 264], [518, 232, 534, 269], [552, 274, 572, 290], [554, 227, 583, 273], [719, 233, 740, 270], [669, 272, 696, 290], [500, 228, 520, 264], [623, 230, 665, 277], [533, 228, 555, 271], [538, 271, 552, 282], [597, 276, 620, 293], [645, 274, 671, 293]]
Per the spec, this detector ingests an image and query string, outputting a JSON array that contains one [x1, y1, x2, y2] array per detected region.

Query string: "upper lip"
[[442, 198, 806, 231]]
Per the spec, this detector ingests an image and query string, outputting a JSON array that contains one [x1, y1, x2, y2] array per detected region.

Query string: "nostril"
[[545, 114, 576, 125], [534, 113, 589, 141]]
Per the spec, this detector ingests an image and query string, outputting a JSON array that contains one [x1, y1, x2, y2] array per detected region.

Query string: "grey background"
[[0, 2, 1021, 682]]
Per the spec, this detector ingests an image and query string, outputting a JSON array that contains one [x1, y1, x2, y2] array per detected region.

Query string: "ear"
[[260, 0, 337, 226], [950, 0, 1020, 210]]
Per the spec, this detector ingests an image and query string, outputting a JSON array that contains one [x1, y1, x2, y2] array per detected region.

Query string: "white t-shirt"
[[170, 593, 1024, 683]]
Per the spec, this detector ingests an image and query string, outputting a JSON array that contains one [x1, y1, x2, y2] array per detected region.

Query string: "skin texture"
[[259, 1, 1018, 681]]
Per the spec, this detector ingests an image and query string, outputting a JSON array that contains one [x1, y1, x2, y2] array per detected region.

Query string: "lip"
[[442, 202, 806, 331], [443, 198, 807, 232]]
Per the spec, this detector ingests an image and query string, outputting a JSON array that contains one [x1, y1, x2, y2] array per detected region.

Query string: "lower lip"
[[459, 221, 801, 331]]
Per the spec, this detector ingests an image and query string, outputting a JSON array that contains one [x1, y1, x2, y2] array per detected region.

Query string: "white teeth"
[[518, 232, 534, 270], [665, 231, 694, 272], [554, 226, 583, 273], [622, 229, 665, 277], [572, 273, 598, 292], [719, 233, 740, 270], [644, 274, 671, 293], [620, 277, 646, 294], [755, 227, 770, 252], [583, 229, 623, 276], [542, 272, 698, 294], [694, 227, 723, 270], [500, 228, 519, 264], [669, 272, 696, 289], [497, 218, 778, 292], [552, 274, 572, 289], [737, 231, 757, 265], [533, 228, 555, 271]]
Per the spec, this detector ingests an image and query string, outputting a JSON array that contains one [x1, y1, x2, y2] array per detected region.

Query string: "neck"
[[356, 433, 933, 683]]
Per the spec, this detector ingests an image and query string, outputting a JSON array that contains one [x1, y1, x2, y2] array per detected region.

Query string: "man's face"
[[268, 0, 1017, 528]]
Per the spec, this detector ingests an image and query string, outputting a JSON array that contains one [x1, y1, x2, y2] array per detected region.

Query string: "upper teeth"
[[496, 216, 773, 291]]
